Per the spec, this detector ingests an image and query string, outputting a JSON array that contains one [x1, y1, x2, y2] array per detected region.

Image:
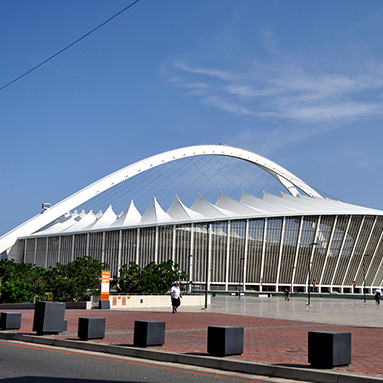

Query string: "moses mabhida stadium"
[[1, 144, 382, 296]]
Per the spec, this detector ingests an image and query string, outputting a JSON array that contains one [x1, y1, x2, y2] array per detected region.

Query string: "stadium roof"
[[29, 191, 383, 238]]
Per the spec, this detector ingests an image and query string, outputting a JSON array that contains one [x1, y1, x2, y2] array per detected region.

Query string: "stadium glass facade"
[[20, 213, 383, 295]]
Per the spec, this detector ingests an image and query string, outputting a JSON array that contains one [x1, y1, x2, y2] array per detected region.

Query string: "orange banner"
[[100, 270, 110, 301]]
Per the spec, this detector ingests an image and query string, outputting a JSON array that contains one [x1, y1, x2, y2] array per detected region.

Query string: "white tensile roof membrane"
[[31, 191, 383, 237]]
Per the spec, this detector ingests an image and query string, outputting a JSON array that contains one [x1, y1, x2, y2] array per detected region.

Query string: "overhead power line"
[[0, 0, 142, 92]]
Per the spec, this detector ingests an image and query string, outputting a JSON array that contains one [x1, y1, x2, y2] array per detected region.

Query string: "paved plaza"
[[2, 295, 383, 380], [204, 294, 383, 327]]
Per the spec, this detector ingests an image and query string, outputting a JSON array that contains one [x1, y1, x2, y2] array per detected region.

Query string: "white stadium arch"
[[0, 144, 322, 255]]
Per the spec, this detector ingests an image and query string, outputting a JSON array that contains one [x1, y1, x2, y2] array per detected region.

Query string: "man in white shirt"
[[170, 282, 182, 313]]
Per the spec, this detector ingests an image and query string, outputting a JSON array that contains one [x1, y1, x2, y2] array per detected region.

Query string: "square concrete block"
[[207, 326, 244, 357], [308, 331, 351, 368], [78, 317, 105, 340], [33, 301, 66, 335], [0, 312, 22, 330], [133, 320, 165, 347]]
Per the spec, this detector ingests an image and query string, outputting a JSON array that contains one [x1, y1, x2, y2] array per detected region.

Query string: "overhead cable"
[[0, 0, 142, 92]]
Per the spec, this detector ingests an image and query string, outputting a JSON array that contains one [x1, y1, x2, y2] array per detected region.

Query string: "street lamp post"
[[363, 254, 370, 303], [307, 242, 319, 306]]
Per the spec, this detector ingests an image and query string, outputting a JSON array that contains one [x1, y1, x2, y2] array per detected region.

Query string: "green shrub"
[[47, 256, 109, 302], [0, 257, 187, 303], [115, 260, 188, 294], [0, 256, 108, 304], [0, 260, 48, 303]]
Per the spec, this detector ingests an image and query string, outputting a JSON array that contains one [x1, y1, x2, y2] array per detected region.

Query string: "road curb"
[[1, 331, 382, 383]]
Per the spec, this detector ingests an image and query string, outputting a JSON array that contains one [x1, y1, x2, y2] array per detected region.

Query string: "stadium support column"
[[71, 234, 75, 262], [350, 216, 376, 294], [136, 228, 140, 265], [363, 254, 371, 303], [155, 226, 159, 264], [225, 221, 231, 291], [86, 233, 90, 257], [340, 216, 365, 291], [190, 223, 194, 258], [275, 217, 286, 292], [188, 254, 193, 293], [205, 223, 210, 310], [57, 236, 61, 264], [291, 217, 303, 293], [307, 242, 319, 306], [259, 218, 267, 292], [23, 239, 27, 263], [370, 230, 383, 288], [33, 238, 37, 265], [117, 230, 122, 278], [172, 226, 176, 263], [44, 237, 49, 269], [318, 216, 338, 293], [101, 232, 106, 263], [330, 216, 352, 293], [189, 224, 194, 293], [242, 219, 249, 293]]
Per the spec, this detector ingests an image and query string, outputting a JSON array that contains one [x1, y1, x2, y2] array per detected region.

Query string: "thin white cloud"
[[231, 127, 317, 157], [165, 25, 383, 158], [201, 95, 255, 116], [173, 60, 238, 82], [260, 26, 280, 56], [277, 101, 382, 122], [168, 56, 383, 125]]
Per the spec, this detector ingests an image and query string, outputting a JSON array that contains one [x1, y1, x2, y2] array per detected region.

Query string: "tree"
[[0, 273, 30, 303], [0, 257, 188, 303], [115, 260, 188, 294], [0, 260, 48, 303], [0, 256, 109, 304], [115, 262, 141, 293], [48, 256, 109, 302]]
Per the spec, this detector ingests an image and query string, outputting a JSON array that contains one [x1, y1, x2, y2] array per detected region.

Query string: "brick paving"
[[4, 307, 383, 378]]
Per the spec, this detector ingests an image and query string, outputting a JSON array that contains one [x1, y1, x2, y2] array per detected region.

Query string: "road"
[[0, 340, 307, 383]]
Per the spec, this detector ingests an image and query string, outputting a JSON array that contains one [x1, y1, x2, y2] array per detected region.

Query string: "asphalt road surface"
[[0, 340, 307, 383]]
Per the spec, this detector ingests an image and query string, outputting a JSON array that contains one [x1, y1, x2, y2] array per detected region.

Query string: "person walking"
[[170, 282, 182, 313], [284, 288, 290, 301]]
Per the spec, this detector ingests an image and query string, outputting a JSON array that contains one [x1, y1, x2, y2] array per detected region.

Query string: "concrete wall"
[[91, 294, 210, 310]]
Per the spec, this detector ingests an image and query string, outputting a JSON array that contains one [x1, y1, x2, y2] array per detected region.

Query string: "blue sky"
[[1, 1, 383, 236]]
